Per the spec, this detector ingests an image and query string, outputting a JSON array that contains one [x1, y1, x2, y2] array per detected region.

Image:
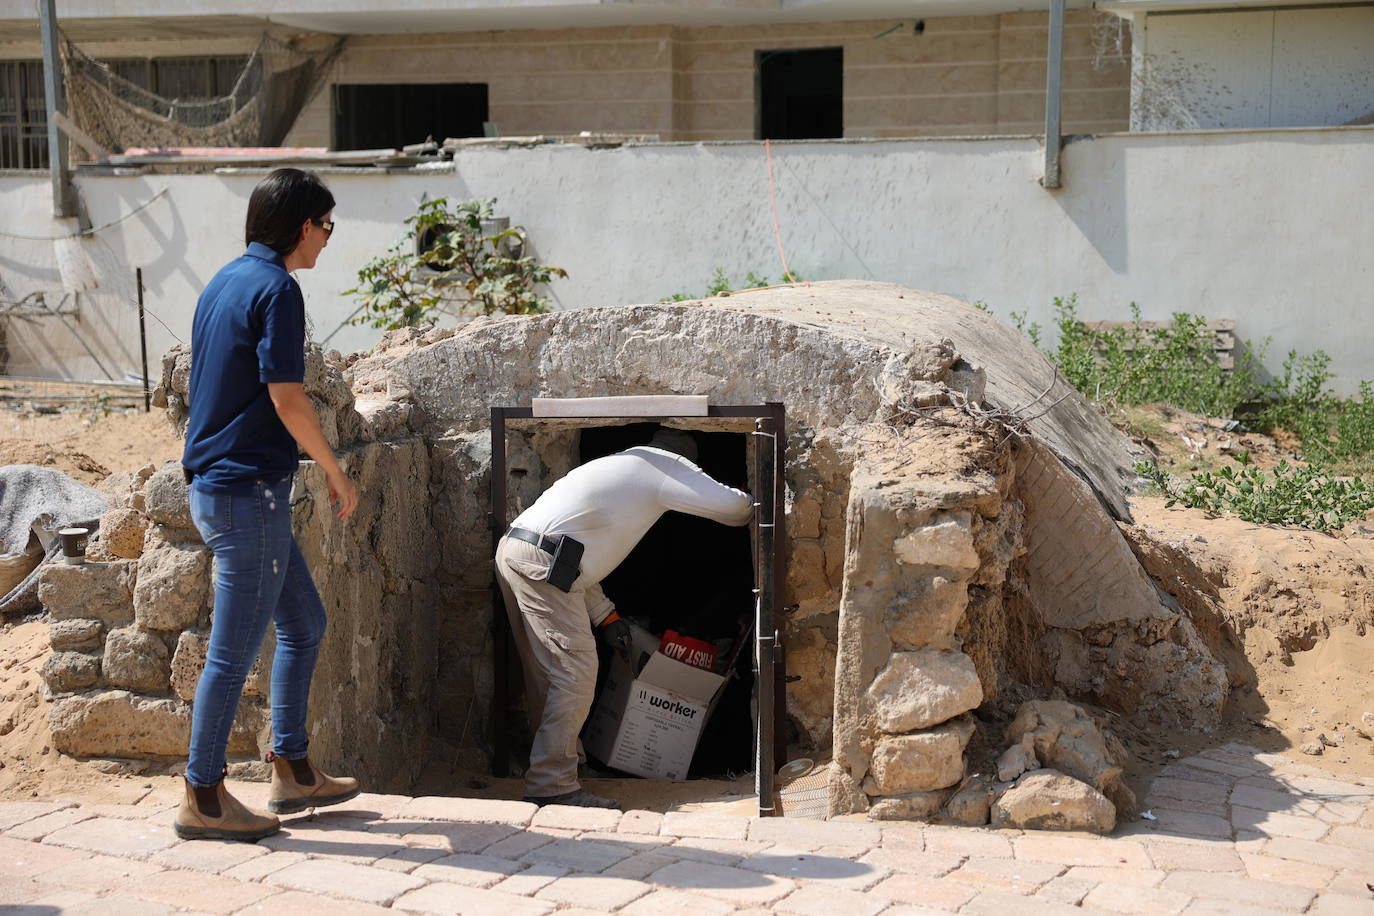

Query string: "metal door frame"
[[487, 403, 787, 816]]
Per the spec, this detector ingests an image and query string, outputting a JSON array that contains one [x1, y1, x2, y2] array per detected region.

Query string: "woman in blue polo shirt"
[[176, 168, 361, 841]]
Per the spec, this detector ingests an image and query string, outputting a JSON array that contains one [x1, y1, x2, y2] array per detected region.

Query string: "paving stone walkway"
[[1, 743, 1372, 915]]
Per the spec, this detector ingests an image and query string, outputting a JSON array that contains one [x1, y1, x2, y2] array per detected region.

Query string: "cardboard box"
[[583, 624, 730, 780]]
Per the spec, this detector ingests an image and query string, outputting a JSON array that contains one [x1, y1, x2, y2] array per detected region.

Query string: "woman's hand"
[[326, 466, 358, 520]]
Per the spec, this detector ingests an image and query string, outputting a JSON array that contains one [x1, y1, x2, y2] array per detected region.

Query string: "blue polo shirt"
[[182, 242, 306, 494]]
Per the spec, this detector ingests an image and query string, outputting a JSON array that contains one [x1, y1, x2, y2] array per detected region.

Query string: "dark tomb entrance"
[[578, 424, 756, 776]]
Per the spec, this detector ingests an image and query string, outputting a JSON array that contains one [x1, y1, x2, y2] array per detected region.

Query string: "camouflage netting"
[[61, 34, 343, 154]]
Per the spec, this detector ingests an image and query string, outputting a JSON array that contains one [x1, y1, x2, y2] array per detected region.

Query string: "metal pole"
[[769, 403, 787, 774], [38, 0, 75, 217], [753, 416, 776, 816], [489, 407, 510, 778], [136, 268, 150, 412], [1042, 0, 1066, 189]]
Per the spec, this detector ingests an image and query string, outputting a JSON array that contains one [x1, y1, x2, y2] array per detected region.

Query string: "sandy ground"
[[1, 398, 1371, 812]]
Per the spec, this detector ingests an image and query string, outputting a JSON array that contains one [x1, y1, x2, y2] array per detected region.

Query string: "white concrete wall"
[[2, 127, 1373, 393], [1133, 7, 1374, 130]]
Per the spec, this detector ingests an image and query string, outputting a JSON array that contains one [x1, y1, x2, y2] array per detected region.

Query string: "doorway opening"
[[579, 423, 757, 777]]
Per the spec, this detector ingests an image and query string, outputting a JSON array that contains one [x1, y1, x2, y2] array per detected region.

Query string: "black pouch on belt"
[[546, 536, 585, 592]]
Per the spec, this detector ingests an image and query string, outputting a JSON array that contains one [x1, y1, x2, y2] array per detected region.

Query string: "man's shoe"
[[523, 789, 621, 809], [174, 777, 280, 841], [267, 752, 361, 814]]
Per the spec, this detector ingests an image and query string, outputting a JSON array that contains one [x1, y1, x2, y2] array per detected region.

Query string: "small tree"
[[345, 197, 567, 329]]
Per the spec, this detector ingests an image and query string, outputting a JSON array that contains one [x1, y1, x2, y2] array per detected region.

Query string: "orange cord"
[[764, 139, 807, 286]]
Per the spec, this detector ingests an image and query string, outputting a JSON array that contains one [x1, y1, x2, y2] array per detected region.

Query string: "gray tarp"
[[0, 465, 110, 615]]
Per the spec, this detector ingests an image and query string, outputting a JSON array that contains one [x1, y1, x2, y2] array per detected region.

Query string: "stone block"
[[1007, 699, 1131, 815], [646, 861, 793, 906], [40, 651, 101, 692], [109, 867, 277, 913], [867, 788, 952, 821], [998, 735, 1039, 782], [990, 770, 1116, 834], [394, 883, 555, 916], [944, 776, 995, 826], [133, 540, 210, 630], [49, 689, 258, 758], [97, 508, 149, 560], [266, 859, 426, 906], [775, 884, 890, 916], [101, 627, 170, 692], [170, 630, 266, 702], [885, 574, 970, 650], [866, 649, 983, 733], [659, 812, 750, 839], [1160, 870, 1316, 911], [41, 816, 178, 857], [894, 511, 979, 569], [38, 561, 135, 623], [143, 463, 193, 529], [49, 618, 104, 652], [865, 715, 976, 795]]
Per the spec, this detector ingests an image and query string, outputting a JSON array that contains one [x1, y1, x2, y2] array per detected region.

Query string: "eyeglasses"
[[312, 217, 335, 238]]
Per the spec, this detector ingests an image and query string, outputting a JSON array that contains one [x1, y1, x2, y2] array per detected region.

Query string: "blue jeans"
[[186, 479, 327, 787]]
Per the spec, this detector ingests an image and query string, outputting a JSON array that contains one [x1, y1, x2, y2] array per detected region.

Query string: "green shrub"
[[1044, 296, 1261, 418], [345, 197, 566, 329], [1256, 351, 1374, 471], [1138, 453, 1374, 532]]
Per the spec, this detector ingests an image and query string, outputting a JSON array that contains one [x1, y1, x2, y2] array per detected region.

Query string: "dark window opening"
[[579, 423, 757, 777], [0, 61, 48, 170], [333, 83, 488, 151], [757, 46, 843, 140]]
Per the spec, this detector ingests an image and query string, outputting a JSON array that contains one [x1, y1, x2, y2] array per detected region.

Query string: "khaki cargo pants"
[[495, 535, 607, 798]]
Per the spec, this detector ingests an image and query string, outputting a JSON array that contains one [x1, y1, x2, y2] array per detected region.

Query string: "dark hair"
[[244, 168, 335, 256]]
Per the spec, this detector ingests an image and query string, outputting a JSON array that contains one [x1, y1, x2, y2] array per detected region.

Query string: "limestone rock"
[[102, 627, 170, 692], [867, 788, 953, 821], [133, 541, 210, 630], [864, 716, 976, 795], [171, 630, 266, 702], [49, 689, 259, 758], [38, 561, 135, 623], [867, 649, 983, 733], [96, 507, 149, 560], [997, 735, 1039, 783], [1301, 742, 1323, 756], [894, 511, 979, 570], [885, 574, 970, 651], [355, 398, 415, 441], [786, 539, 829, 603], [41, 651, 101, 693], [944, 358, 987, 405], [49, 618, 104, 652], [944, 776, 995, 827], [1356, 712, 1374, 739], [143, 463, 194, 530], [1006, 700, 1131, 816], [991, 770, 1116, 834]]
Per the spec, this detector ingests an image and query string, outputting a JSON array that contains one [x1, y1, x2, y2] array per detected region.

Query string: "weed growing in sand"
[[1256, 351, 1374, 474], [660, 268, 800, 302], [1137, 452, 1374, 532]]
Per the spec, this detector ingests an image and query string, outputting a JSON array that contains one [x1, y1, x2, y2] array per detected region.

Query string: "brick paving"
[[0, 743, 1371, 914]]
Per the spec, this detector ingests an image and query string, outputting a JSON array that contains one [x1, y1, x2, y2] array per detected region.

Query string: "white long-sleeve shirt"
[[510, 446, 754, 589]]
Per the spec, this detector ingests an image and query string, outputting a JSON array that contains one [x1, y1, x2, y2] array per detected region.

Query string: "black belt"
[[506, 526, 561, 554]]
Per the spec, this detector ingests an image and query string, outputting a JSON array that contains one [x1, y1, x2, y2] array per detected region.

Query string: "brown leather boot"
[[267, 752, 361, 814], [174, 777, 280, 841]]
